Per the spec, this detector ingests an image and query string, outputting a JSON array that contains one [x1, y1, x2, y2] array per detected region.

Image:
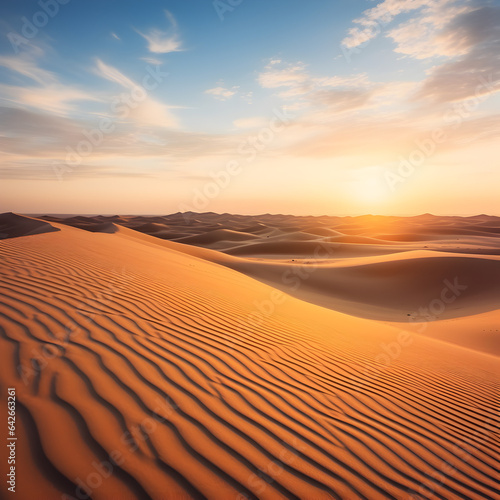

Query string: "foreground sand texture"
[[0, 213, 499, 499]]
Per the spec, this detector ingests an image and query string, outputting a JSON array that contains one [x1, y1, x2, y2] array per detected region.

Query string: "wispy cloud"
[[0, 83, 99, 114], [258, 61, 308, 89], [341, 0, 436, 49], [411, 4, 500, 103], [136, 10, 182, 54], [141, 56, 163, 65], [204, 85, 239, 100], [233, 116, 267, 129], [0, 45, 98, 115], [95, 59, 137, 88], [386, 1, 475, 59], [0, 104, 245, 181], [94, 59, 178, 127], [341, 0, 500, 105], [0, 161, 153, 181], [258, 60, 379, 114], [0, 54, 55, 85]]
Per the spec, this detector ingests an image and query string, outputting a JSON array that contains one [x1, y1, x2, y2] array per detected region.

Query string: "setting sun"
[[351, 168, 391, 206]]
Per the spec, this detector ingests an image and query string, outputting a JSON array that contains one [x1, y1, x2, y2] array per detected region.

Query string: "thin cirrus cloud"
[[385, 1, 493, 60], [95, 58, 138, 89], [0, 54, 56, 85], [341, 0, 434, 49], [0, 83, 99, 115], [340, 0, 480, 54], [0, 48, 99, 115], [233, 116, 267, 129], [258, 60, 378, 114], [0, 161, 153, 181], [251, 38, 496, 165], [0, 102, 246, 181], [204, 86, 239, 100], [258, 60, 309, 89], [141, 56, 163, 65], [136, 10, 183, 54], [94, 59, 178, 128]]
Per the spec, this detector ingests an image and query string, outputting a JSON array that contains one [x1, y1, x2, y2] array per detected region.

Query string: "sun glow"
[[351, 168, 391, 206]]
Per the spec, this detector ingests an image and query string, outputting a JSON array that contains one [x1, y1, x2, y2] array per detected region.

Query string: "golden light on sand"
[[1, 212, 499, 498]]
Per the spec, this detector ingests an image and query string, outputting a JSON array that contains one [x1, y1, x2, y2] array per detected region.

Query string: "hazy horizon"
[[19, 211, 500, 218]]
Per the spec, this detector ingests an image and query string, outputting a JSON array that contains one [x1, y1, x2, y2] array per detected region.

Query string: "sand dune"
[[238, 223, 271, 234], [0, 213, 59, 239], [1, 214, 499, 499], [224, 240, 405, 258], [301, 227, 345, 237], [217, 252, 500, 322], [40, 212, 500, 344], [176, 229, 261, 245], [388, 308, 500, 356], [133, 223, 171, 234]]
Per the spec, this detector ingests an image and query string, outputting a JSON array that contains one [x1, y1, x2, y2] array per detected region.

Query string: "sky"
[[0, 0, 499, 216]]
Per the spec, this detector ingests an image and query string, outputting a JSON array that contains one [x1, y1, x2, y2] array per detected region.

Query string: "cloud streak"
[[204, 85, 239, 100], [94, 59, 178, 128], [0, 53, 55, 85], [136, 10, 183, 54]]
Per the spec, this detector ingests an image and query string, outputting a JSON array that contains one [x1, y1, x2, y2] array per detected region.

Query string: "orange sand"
[[0, 213, 498, 499]]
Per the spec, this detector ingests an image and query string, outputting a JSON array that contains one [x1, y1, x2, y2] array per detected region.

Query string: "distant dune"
[[1, 213, 499, 499], [0, 213, 59, 239], [34, 212, 500, 350]]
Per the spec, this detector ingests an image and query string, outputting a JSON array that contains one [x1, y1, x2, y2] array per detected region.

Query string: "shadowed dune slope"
[[175, 229, 261, 245], [111, 232, 500, 354], [225, 240, 403, 258], [36, 214, 500, 351], [233, 255, 500, 321], [0, 224, 499, 499], [116, 229, 500, 326], [0, 213, 59, 239]]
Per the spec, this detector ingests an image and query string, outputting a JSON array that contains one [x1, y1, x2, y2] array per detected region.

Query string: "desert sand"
[[0, 212, 499, 499]]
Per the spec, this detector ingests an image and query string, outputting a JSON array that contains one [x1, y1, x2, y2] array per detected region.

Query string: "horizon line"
[[17, 211, 500, 219]]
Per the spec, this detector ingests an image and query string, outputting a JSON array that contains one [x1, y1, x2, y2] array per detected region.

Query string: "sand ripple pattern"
[[0, 231, 499, 500]]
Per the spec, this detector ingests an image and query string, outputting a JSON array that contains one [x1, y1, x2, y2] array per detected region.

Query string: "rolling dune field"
[[0, 212, 499, 499]]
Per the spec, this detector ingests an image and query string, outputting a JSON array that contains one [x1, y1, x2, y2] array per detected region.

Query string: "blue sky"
[[1, 0, 378, 131], [0, 0, 499, 215]]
